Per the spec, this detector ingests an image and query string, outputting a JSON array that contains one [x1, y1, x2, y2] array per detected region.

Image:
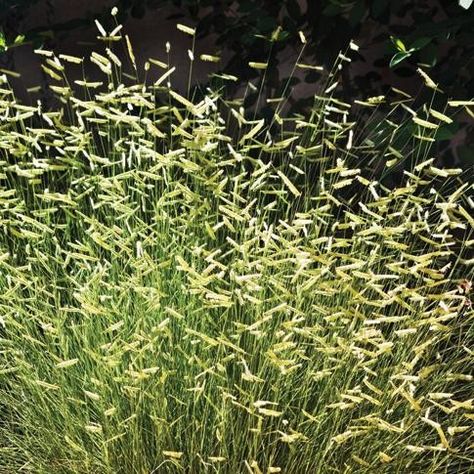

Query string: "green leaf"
[[410, 36, 431, 51], [390, 51, 411, 68], [390, 35, 406, 52], [0, 30, 6, 53], [13, 34, 25, 46], [434, 122, 459, 141], [419, 43, 438, 67]]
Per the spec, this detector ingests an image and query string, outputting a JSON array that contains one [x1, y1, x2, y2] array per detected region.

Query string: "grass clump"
[[0, 19, 473, 474]]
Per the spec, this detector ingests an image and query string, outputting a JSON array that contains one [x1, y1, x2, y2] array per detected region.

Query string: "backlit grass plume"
[[0, 16, 473, 474]]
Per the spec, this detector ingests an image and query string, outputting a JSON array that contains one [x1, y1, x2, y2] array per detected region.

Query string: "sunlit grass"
[[0, 16, 473, 474]]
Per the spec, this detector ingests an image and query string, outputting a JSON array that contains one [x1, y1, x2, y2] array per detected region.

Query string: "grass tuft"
[[0, 19, 473, 474]]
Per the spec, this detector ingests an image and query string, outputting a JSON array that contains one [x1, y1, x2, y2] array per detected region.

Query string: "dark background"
[[1, 0, 473, 165]]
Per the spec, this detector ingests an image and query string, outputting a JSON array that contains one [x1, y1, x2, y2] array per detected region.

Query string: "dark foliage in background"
[[1, 0, 473, 165], [2, 1, 473, 95]]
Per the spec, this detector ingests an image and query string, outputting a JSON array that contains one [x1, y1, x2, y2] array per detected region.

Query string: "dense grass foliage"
[[0, 20, 473, 474]]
